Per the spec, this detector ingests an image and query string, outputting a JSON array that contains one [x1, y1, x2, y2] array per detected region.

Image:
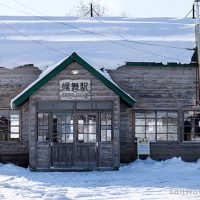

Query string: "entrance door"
[[51, 113, 74, 168], [51, 112, 97, 169], [75, 113, 97, 168]]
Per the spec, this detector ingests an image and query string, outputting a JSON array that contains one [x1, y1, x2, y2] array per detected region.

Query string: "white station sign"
[[59, 79, 91, 100], [137, 137, 150, 155]]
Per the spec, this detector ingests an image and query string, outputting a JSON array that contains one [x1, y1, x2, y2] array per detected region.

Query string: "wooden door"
[[51, 113, 74, 168], [51, 112, 98, 169], [75, 113, 97, 168]]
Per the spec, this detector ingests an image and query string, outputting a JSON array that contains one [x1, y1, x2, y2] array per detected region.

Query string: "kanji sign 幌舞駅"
[[59, 79, 91, 100]]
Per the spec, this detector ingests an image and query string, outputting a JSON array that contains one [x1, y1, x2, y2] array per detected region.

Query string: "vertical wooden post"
[[193, 4, 195, 19], [90, 3, 93, 17]]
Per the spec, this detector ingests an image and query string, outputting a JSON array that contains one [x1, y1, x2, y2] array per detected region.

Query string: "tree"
[[68, 0, 108, 17]]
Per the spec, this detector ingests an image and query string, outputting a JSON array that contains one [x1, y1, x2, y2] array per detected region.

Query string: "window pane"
[[78, 134, 84, 142], [107, 130, 112, 141], [10, 133, 19, 139], [135, 133, 145, 139], [146, 111, 155, 118], [157, 125, 167, 133], [101, 130, 106, 141], [146, 125, 155, 133], [146, 118, 155, 126], [146, 133, 156, 141], [157, 134, 167, 141], [135, 126, 145, 133], [66, 125, 73, 134], [135, 112, 145, 119], [88, 134, 96, 142], [11, 126, 19, 133], [168, 126, 178, 133], [157, 111, 167, 118], [168, 134, 178, 141], [135, 118, 145, 126], [194, 134, 200, 141], [66, 134, 73, 143], [101, 112, 112, 142]]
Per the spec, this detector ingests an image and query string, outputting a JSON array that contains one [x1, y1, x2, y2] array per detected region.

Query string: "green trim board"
[[11, 52, 136, 108], [125, 62, 196, 67]]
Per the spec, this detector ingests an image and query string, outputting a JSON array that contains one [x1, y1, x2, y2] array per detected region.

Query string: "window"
[[53, 113, 73, 143], [135, 110, 178, 141], [101, 112, 112, 142], [37, 113, 49, 142], [183, 110, 200, 141], [77, 114, 96, 143], [0, 110, 20, 141]]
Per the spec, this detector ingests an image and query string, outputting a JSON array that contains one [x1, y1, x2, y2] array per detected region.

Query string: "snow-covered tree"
[[68, 0, 108, 17]]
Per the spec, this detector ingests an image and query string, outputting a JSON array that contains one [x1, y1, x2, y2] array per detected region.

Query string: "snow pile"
[[0, 157, 200, 199], [0, 16, 195, 69]]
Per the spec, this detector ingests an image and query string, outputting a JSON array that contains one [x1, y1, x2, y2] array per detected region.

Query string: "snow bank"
[[0, 16, 195, 70], [0, 157, 200, 199]]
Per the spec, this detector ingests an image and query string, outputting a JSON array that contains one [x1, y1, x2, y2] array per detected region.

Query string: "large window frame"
[[37, 110, 113, 143], [183, 109, 200, 142], [0, 109, 20, 142], [134, 109, 179, 142]]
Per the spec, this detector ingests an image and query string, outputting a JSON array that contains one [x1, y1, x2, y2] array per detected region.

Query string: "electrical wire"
[[0, 1, 192, 62], [0, 21, 69, 56], [93, 17, 194, 51], [12, 0, 194, 51]]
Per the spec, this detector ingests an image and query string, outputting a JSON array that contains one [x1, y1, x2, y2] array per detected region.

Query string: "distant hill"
[[0, 16, 195, 69]]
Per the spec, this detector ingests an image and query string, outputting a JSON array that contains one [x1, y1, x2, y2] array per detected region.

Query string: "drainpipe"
[[195, 0, 200, 104]]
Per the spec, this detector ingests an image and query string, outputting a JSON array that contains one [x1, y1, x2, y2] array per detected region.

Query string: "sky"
[[0, 0, 195, 18]]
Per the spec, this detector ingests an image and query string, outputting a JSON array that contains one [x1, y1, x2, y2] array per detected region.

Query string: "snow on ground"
[[0, 157, 200, 200], [0, 16, 196, 69]]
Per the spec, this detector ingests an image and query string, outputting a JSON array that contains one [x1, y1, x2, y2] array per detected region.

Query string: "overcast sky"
[[0, 0, 195, 18]]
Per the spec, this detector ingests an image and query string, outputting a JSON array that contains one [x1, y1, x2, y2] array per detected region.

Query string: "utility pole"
[[90, 3, 93, 17], [195, 0, 200, 104], [193, 4, 195, 19]]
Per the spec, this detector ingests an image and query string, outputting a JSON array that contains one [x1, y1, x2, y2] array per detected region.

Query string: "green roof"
[[125, 62, 196, 67], [11, 52, 136, 108]]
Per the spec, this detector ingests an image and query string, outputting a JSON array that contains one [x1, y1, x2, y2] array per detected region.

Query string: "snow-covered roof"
[[11, 52, 136, 108], [0, 16, 196, 70]]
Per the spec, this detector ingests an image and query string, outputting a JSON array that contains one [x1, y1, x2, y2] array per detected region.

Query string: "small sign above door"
[[59, 79, 91, 100]]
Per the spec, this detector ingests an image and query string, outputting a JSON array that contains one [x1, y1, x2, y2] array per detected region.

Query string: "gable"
[[11, 52, 136, 108]]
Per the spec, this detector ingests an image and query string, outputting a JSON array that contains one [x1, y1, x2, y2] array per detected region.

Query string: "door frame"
[[50, 111, 99, 169]]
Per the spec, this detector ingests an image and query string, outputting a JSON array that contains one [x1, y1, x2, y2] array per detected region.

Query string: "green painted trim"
[[13, 52, 135, 108], [125, 62, 196, 67]]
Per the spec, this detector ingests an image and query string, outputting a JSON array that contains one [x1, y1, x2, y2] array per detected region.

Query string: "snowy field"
[[0, 157, 200, 200], [0, 16, 196, 69]]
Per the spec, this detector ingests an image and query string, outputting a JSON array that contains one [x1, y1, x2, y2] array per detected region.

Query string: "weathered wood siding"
[[0, 65, 41, 166], [109, 65, 199, 162], [29, 61, 120, 170], [130, 143, 200, 162], [109, 65, 196, 109]]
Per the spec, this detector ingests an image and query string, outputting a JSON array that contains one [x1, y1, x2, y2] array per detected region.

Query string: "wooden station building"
[[0, 52, 200, 171]]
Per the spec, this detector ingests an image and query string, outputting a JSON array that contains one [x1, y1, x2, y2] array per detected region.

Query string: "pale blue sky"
[[0, 0, 194, 17]]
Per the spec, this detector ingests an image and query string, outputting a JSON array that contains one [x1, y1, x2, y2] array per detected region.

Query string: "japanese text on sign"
[[137, 137, 150, 155], [59, 79, 91, 100]]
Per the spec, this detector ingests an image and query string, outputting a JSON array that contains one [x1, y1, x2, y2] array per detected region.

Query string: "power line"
[[0, 1, 191, 62], [12, 0, 193, 51], [93, 17, 194, 51], [0, 21, 68, 56]]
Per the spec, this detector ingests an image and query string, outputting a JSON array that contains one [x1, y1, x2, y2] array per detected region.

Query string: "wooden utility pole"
[[90, 3, 93, 17], [193, 4, 195, 19], [195, 0, 200, 104]]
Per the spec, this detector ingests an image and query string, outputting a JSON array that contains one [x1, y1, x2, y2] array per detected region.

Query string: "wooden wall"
[[0, 65, 41, 166], [109, 65, 196, 109], [29, 61, 120, 170], [109, 64, 200, 162]]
